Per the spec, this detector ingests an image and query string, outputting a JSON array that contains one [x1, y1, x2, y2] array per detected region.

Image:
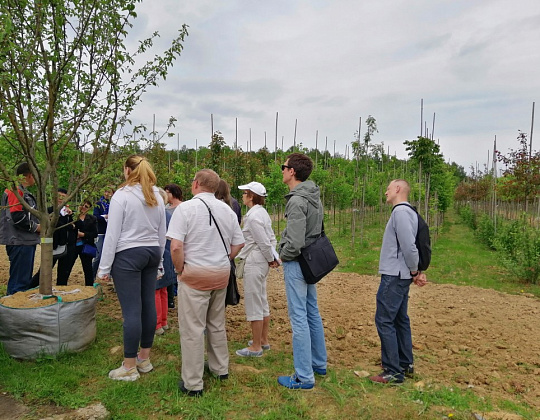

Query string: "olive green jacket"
[[278, 180, 324, 261]]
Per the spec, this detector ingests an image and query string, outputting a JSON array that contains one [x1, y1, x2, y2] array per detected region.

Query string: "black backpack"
[[392, 203, 431, 271]]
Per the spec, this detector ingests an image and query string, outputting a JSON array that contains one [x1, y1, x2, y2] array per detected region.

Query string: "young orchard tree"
[[0, 0, 188, 295], [497, 131, 540, 210]]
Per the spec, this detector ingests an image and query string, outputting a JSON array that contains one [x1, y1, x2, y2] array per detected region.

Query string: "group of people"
[[1, 152, 427, 393]]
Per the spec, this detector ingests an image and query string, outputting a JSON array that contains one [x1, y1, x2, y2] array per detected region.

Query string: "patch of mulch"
[[0, 286, 98, 308]]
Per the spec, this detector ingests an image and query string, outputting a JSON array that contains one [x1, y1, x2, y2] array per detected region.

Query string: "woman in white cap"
[[235, 182, 279, 357]]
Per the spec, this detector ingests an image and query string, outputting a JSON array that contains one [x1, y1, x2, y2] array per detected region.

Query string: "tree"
[[363, 115, 378, 150], [496, 131, 540, 207], [209, 131, 225, 173], [404, 136, 446, 214], [0, 0, 188, 295], [351, 115, 378, 160]]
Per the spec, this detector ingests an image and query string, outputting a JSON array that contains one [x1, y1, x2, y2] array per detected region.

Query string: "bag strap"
[[391, 202, 417, 259], [195, 197, 229, 257], [304, 198, 325, 241]]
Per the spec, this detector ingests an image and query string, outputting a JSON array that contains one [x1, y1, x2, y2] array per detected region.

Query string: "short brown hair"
[[286, 153, 313, 182], [195, 169, 220, 193], [16, 162, 31, 176], [245, 190, 265, 206], [164, 183, 183, 201]]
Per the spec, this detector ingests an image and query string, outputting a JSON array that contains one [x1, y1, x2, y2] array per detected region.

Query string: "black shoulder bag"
[[195, 198, 241, 306], [298, 221, 339, 284]]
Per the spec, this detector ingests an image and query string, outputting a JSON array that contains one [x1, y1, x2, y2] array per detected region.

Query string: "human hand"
[[99, 274, 110, 282], [413, 272, 428, 287], [269, 260, 279, 268]]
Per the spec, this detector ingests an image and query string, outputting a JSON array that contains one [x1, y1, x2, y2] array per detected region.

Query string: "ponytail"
[[121, 155, 158, 207]]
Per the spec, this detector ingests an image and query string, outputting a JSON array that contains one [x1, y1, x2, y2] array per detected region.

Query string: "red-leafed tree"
[[496, 131, 540, 207]]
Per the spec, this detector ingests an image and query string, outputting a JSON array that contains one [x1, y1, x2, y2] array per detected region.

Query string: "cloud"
[[121, 0, 540, 172]]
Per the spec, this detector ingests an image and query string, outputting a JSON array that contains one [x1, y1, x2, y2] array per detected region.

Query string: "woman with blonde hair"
[[98, 155, 166, 381]]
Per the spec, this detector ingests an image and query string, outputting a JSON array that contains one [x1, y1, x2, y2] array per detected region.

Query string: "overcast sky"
[[126, 0, 539, 173]]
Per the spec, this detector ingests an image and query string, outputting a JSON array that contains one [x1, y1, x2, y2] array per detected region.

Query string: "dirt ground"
[[1, 246, 539, 417]]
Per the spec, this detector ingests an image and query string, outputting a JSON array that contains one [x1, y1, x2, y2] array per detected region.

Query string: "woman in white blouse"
[[235, 182, 279, 357]]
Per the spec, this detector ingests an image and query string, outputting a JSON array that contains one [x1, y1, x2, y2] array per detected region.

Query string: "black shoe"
[[401, 364, 414, 378], [204, 361, 228, 380], [178, 380, 203, 397]]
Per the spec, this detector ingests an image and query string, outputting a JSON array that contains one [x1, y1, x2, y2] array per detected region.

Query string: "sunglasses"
[[281, 165, 293, 171], [80, 204, 91, 209]]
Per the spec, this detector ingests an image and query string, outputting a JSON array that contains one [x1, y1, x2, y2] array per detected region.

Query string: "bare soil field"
[[1, 246, 539, 417]]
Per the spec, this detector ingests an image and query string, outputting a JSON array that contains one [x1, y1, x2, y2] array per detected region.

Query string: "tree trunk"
[[39, 242, 54, 295], [39, 216, 54, 296]]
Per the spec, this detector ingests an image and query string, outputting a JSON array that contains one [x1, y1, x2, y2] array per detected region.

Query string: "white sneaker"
[[136, 357, 153, 373], [155, 327, 165, 335], [109, 363, 140, 381]]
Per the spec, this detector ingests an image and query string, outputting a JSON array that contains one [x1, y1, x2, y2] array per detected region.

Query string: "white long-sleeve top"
[[97, 184, 166, 277], [237, 204, 277, 263]]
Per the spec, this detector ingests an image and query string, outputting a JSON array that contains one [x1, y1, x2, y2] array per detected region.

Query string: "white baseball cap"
[[238, 181, 267, 197]]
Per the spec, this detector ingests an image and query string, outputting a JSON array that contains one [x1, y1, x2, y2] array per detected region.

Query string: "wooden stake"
[[293, 119, 297, 150], [530, 102, 535, 159], [275, 112, 278, 162]]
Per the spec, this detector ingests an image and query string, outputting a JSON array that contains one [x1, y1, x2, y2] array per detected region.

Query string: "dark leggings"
[[35, 244, 92, 287], [111, 246, 161, 358]]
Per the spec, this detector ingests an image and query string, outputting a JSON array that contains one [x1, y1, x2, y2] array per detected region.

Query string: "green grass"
[[1, 209, 539, 419], [6, 328, 530, 419], [326, 209, 540, 297]]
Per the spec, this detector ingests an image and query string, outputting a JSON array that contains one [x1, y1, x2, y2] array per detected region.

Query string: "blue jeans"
[[375, 274, 414, 381], [6, 245, 36, 295], [283, 260, 327, 384]]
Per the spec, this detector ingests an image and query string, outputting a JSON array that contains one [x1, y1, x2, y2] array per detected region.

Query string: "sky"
[[125, 0, 540, 173]]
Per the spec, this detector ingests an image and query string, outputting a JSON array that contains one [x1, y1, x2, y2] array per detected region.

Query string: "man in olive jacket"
[[277, 153, 327, 390]]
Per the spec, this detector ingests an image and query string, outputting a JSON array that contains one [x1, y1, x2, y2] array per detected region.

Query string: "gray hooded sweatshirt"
[[279, 180, 324, 262]]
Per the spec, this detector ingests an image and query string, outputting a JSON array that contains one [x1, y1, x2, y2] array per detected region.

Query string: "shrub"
[[494, 216, 540, 284], [476, 213, 497, 249], [457, 204, 477, 230]]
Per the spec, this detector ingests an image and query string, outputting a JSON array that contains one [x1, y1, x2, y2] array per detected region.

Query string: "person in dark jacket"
[[163, 183, 183, 310], [153, 189, 176, 335], [64, 199, 98, 286], [0, 162, 41, 295], [92, 187, 113, 280], [30, 188, 74, 287]]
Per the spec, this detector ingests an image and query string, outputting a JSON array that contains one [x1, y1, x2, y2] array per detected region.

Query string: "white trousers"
[[243, 250, 270, 322]]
